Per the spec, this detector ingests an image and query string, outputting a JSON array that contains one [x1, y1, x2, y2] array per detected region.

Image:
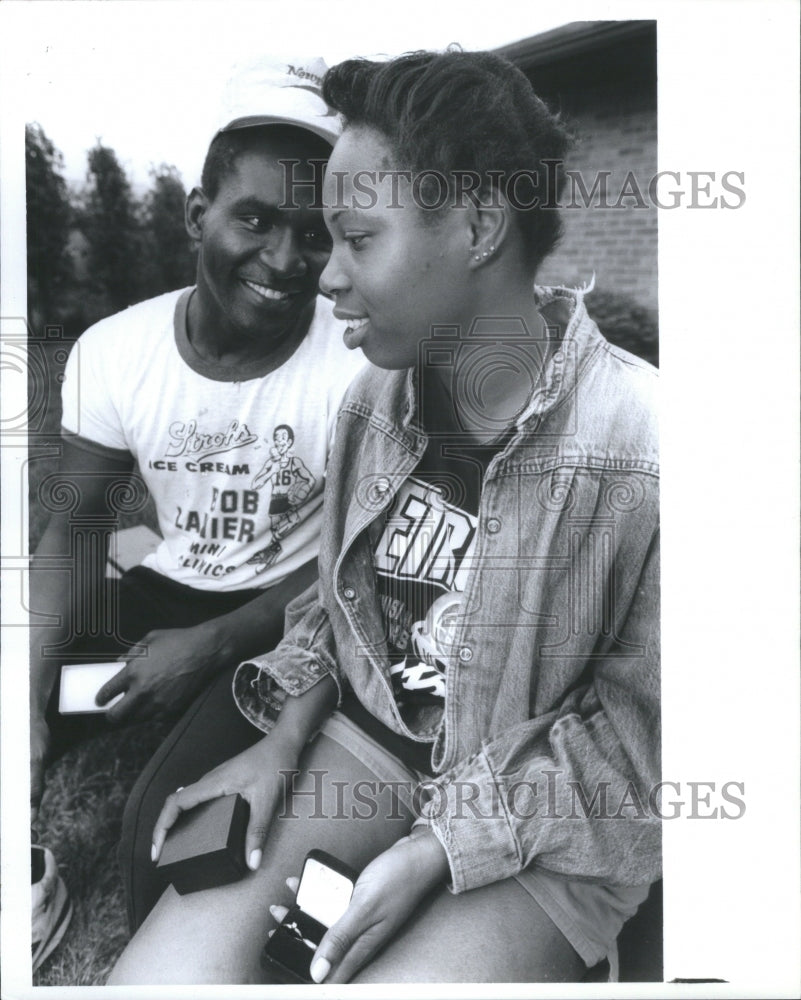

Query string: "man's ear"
[[185, 187, 208, 243]]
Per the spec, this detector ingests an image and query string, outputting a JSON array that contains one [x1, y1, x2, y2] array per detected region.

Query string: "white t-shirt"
[[61, 288, 365, 591]]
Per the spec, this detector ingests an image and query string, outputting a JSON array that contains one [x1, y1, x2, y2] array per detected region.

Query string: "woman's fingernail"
[[310, 957, 330, 983], [248, 848, 262, 871], [150, 843, 157, 862]]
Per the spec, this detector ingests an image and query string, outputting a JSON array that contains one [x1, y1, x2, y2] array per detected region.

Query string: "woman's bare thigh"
[[108, 731, 414, 985], [352, 874, 585, 984], [108, 728, 583, 986]]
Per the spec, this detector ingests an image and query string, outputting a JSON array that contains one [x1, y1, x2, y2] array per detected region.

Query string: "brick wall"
[[534, 78, 658, 312]]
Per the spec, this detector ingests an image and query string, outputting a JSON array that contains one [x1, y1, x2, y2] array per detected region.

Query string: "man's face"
[[273, 428, 292, 454], [192, 138, 331, 344]]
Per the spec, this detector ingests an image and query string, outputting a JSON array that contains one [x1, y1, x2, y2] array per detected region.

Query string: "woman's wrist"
[[408, 826, 450, 886], [265, 724, 308, 762]]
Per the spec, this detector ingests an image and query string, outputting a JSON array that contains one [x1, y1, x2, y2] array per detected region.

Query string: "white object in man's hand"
[[58, 662, 124, 714]]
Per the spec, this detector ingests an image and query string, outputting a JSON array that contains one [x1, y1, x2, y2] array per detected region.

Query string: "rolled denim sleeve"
[[233, 580, 344, 734], [424, 531, 661, 893]]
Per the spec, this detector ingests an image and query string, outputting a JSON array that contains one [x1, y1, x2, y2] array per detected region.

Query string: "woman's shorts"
[[319, 710, 651, 981]]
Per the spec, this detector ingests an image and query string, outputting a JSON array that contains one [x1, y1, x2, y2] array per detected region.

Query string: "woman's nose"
[[319, 244, 348, 297]]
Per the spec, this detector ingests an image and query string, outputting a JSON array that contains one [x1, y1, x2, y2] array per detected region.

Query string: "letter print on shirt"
[[161, 417, 266, 580]]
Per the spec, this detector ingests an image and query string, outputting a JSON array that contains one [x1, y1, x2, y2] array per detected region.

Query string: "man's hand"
[[271, 828, 450, 984], [95, 624, 224, 723], [151, 735, 299, 872], [30, 713, 51, 825]]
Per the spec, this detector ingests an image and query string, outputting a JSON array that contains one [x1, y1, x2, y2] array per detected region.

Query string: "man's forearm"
[[29, 515, 104, 716], [200, 557, 319, 669]]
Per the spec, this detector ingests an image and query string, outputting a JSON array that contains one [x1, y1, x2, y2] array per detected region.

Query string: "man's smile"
[[241, 278, 295, 302]]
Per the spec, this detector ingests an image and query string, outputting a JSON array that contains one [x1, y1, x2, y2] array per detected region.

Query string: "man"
[[29, 58, 364, 960]]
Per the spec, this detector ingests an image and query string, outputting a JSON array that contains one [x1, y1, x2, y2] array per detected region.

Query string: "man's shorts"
[[319, 710, 652, 981]]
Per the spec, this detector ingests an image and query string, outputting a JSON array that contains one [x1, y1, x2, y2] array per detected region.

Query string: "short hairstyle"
[[273, 423, 294, 443], [322, 50, 573, 270], [200, 125, 332, 202]]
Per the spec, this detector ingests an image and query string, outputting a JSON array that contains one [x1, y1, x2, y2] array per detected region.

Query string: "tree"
[[82, 141, 143, 312], [142, 164, 195, 295], [25, 123, 73, 329]]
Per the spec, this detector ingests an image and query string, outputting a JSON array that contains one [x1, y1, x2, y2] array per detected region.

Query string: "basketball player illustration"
[[248, 424, 315, 572]]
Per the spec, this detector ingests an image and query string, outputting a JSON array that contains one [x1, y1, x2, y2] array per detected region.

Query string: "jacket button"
[[458, 646, 473, 663], [375, 477, 391, 495], [342, 586, 356, 600], [486, 517, 501, 533]]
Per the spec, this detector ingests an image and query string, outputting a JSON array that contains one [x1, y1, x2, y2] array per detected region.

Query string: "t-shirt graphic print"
[[247, 423, 317, 573], [374, 475, 477, 711], [60, 288, 365, 591]]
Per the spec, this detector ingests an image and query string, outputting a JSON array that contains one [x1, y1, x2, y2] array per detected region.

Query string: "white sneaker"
[[31, 845, 73, 973]]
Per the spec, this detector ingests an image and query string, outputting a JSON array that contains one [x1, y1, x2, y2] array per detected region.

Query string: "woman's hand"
[[270, 828, 450, 984], [150, 735, 299, 872]]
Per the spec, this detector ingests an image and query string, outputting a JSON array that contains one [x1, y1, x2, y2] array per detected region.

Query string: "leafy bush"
[[585, 288, 659, 367]]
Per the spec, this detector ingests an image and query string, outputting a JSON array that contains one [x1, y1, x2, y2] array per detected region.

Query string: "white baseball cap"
[[217, 56, 341, 147]]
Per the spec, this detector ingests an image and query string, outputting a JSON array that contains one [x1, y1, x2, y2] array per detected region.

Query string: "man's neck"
[[186, 288, 314, 372]]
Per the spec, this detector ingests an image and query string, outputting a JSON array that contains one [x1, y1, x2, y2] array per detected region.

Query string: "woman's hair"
[[322, 49, 573, 269]]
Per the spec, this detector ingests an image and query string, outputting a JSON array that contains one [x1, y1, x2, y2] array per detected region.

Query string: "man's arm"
[[96, 556, 319, 723], [29, 438, 134, 817]]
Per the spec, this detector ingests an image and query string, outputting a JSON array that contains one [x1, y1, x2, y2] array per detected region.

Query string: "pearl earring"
[[471, 244, 496, 261]]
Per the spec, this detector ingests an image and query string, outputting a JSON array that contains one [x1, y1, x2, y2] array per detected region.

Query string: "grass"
[[29, 332, 166, 985], [33, 721, 171, 985]]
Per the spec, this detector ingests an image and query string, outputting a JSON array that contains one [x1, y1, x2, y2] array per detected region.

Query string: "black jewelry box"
[[155, 793, 250, 894], [262, 850, 358, 983]]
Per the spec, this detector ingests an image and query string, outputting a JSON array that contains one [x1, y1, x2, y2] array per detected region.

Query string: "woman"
[[110, 49, 660, 985]]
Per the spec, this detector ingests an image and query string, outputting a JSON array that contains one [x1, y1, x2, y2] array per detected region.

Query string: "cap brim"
[[218, 113, 340, 148]]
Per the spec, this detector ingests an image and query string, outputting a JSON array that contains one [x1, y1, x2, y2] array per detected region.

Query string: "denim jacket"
[[234, 285, 660, 893]]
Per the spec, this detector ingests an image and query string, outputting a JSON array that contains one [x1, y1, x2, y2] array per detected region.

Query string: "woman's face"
[[320, 127, 471, 370]]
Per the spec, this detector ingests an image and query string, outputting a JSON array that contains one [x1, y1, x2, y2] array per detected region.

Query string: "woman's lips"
[[341, 316, 370, 349]]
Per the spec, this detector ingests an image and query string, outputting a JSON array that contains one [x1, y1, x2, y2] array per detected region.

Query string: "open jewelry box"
[[262, 850, 358, 983]]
